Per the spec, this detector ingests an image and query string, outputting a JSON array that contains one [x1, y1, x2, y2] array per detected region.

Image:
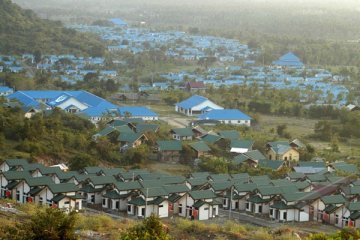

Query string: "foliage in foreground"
[[1, 207, 78, 240], [120, 214, 172, 240]]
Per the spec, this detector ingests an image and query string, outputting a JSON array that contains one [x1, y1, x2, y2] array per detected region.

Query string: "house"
[[232, 150, 267, 168], [318, 195, 347, 226], [272, 52, 304, 68], [7, 90, 120, 123], [156, 140, 183, 162], [189, 141, 211, 158], [118, 132, 148, 149], [175, 95, 223, 116], [185, 82, 206, 93], [127, 187, 169, 218], [328, 162, 359, 175], [118, 106, 158, 121], [265, 141, 300, 161], [170, 128, 194, 141], [230, 140, 254, 153], [181, 190, 220, 220], [198, 109, 252, 126]]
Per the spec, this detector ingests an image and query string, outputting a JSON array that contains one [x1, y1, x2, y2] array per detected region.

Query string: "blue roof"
[[0, 86, 13, 92], [110, 18, 128, 26], [118, 106, 158, 117], [176, 95, 209, 109], [199, 109, 251, 121], [7, 91, 40, 108], [272, 52, 304, 67]]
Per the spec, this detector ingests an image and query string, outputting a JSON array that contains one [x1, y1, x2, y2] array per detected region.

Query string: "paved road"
[[219, 209, 281, 228], [160, 116, 190, 128]]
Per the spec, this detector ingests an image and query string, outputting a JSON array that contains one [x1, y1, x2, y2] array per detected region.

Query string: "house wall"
[[0, 163, 9, 172], [158, 151, 180, 162], [13, 181, 30, 203], [156, 201, 169, 218], [267, 148, 299, 161], [36, 188, 54, 206], [218, 119, 251, 127], [198, 204, 210, 220]]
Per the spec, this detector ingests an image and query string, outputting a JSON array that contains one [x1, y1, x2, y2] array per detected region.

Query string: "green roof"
[[210, 181, 233, 191], [83, 166, 103, 174], [48, 183, 78, 193], [190, 141, 211, 152], [171, 128, 194, 137], [281, 192, 315, 202], [251, 175, 271, 185], [136, 124, 159, 133], [168, 193, 182, 203], [230, 140, 254, 149], [163, 184, 189, 194], [114, 181, 142, 191], [88, 176, 117, 185], [271, 179, 293, 186], [349, 202, 360, 211], [190, 172, 210, 178], [218, 130, 239, 140], [28, 187, 44, 196], [257, 186, 282, 196], [26, 176, 53, 187], [189, 190, 216, 200], [2, 159, 29, 167], [331, 162, 359, 174], [6, 181, 19, 190], [324, 204, 339, 214], [209, 173, 231, 181], [187, 178, 208, 187], [350, 211, 360, 220], [321, 195, 347, 205], [294, 181, 311, 190], [248, 195, 271, 203], [103, 190, 127, 199], [52, 194, 67, 203], [100, 168, 126, 176], [93, 126, 118, 138], [231, 173, 250, 180], [201, 134, 222, 144], [161, 176, 186, 185], [298, 161, 326, 168], [287, 172, 305, 180], [157, 140, 182, 151], [234, 183, 257, 193], [118, 132, 145, 144], [140, 180, 163, 188], [245, 150, 267, 161], [307, 174, 328, 182], [271, 201, 293, 209], [232, 154, 250, 165], [193, 200, 209, 208], [140, 187, 168, 197], [128, 196, 146, 206], [3, 171, 31, 180], [258, 160, 284, 170]]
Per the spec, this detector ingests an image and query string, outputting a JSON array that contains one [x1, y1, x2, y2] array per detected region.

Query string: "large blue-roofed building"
[[272, 52, 304, 68], [198, 109, 252, 126], [175, 95, 223, 116], [7, 90, 119, 123]]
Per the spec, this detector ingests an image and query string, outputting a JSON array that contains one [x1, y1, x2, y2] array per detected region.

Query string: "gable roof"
[[136, 124, 159, 133], [188, 190, 216, 200], [118, 106, 158, 118], [199, 109, 251, 121], [118, 132, 146, 144], [200, 134, 222, 144], [272, 52, 304, 67], [258, 160, 284, 170], [157, 140, 182, 151], [230, 140, 254, 149], [176, 95, 209, 109], [190, 141, 211, 152], [218, 130, 240, 140], [171, 128, 194, 137]]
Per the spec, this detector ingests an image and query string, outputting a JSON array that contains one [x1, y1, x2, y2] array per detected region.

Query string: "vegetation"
[[2, 206, 78, 240], [0, 0, 105, 55]]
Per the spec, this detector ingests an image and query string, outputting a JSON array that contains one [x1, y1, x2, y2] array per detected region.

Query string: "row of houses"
[[4, 90, 158, 123], [1, 159, 360, 227]]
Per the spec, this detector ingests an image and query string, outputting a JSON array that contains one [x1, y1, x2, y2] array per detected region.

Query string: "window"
[[128, 205, 131, 212], [115, 201, 119, 209], [159, 205, 163, 208], [270, 209, 273, 216], [141, 208, 145, 216], [335, 214, 339, 224], [64, 201, 70, 205], [246, 202, 250, 210], [103, 199, 106, 205], [179, 204, 183, 214], [258, 205, 262, 213], [223, 198, 227, 205], [204, 207, 209, 210], [91, 195, 95, 203]]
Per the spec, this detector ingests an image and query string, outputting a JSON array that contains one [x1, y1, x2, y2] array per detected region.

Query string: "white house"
[[175, 95, 223, 116], [198, 109, 252, 126]]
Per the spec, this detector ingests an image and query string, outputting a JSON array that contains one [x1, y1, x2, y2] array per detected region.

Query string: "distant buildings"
[[272, 52, 304, 68], [175, 95, 223, 116]]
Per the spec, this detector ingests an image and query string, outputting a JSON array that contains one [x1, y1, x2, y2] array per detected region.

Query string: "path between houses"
[[160, 116, 190, 128]]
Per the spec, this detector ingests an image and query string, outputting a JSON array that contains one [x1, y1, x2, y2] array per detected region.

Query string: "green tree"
[[2, 207, 78, 240], [120, 214, 171, 240]]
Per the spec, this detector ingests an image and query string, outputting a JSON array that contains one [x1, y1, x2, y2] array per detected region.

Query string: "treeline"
[[0, 0, 105, 56]]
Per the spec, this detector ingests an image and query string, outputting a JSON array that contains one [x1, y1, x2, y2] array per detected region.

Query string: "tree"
[[120, 214, 171, 240], [2, 207, 78, 240]]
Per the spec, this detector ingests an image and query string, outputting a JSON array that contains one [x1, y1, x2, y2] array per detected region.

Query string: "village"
[[0, 16, 360, 234]]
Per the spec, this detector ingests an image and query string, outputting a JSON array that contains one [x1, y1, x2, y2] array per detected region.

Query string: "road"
[[159, 116, 191, 128], [219, 209, 281, 228]]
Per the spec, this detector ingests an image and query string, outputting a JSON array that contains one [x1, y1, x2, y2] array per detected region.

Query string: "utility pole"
[[229, 185, 233, 220], [145, 188, 148, 218]]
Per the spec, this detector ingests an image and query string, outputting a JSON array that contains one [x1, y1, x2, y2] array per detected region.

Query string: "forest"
[[0, 0, 105, 56]]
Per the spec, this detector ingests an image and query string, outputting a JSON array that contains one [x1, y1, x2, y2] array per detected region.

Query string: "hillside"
[[0, 0, 105, 56]]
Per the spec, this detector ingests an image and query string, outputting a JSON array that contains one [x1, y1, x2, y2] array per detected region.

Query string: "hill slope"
[[0, 0, 105, 56]]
